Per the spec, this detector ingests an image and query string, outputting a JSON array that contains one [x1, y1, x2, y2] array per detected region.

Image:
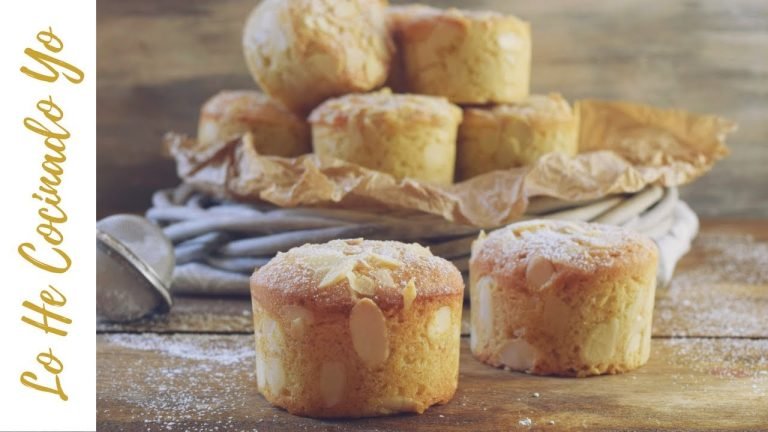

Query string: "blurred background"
[[97, 0, 768, 218]]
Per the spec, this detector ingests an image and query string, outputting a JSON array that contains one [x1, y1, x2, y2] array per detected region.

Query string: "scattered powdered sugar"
[[104, 333, 254, 365], [663, 337, 768, 397], [672, 233, 768, 286], [479, 219, 647, 273], [664, 338, 768, 377], [654, 233, 768, 337], [100, 334, 259, 430], [256, 238, 459, 302]]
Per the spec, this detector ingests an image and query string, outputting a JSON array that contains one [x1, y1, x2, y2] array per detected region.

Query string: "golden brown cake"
[[242, 0, 393, 113], [197, 90, 311, 157], [250, 238, 464, 417], [457, 93, 579, 180], [397, 7, 531, 104], [469, 219, 658, 377], [308, 88, 462, 185]]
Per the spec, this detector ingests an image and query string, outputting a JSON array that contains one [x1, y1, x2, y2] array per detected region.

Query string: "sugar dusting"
[[656, 232, 768, 398], [663, 338, 768, 398], [655, 233, 768, 337], [665, 338, 768, 376], [255, 238, 461, 302], [100, 334, 258, 430], [478, 219, 652, 274], [672, 233, 768, 286], [105, 333, 253, 365]]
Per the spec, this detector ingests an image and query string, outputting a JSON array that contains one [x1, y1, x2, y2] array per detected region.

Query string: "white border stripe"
[[0, 1, 96, 430]]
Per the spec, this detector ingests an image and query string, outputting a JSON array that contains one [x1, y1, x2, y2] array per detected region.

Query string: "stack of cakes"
[[197, 0, 579, 186], [194, 0, 660, 419]]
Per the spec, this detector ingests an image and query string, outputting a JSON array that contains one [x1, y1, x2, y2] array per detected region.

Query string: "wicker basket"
[[147, 184, 698, 296]]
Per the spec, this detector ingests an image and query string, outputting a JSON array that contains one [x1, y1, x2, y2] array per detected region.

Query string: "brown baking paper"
[[166, 99, 735, 228]]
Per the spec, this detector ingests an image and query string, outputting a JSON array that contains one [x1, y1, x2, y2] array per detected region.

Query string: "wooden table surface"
[[97, 220, 768, 431]]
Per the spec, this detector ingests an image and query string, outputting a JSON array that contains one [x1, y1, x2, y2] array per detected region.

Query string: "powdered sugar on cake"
[[473, 219, 656, 275]]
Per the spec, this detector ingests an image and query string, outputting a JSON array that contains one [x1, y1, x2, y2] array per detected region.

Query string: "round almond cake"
[[397, 7, 531, 104], [457, 93, 579, 180], [250, 238, 464, 417], [308, 88, 462, 185], [197, 90, 311, 157], [469, 219, 658, 377], [242, 0, 393, 113]]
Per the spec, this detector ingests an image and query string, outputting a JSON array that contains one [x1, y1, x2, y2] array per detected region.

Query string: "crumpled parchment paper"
[[166, 99, 735, 228]]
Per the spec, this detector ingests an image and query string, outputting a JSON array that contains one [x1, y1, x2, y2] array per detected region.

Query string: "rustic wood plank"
[[97, 0, 768, 218], [97, 221, 768, 338], [97, 334, 768, 431], [699, 219, 768, 242]]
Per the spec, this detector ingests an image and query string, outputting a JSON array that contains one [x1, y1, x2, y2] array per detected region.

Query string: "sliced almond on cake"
[[349, 298, 389, 368]]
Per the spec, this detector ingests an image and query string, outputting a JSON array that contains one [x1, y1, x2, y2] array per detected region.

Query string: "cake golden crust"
[[251, 238, 464, 417], [308, 89, 462, 184], [469, 219, 658, 377], [197, 90, 310, 157], [308, 88, 462, 127], [242, 0, 393, 113], [398, 7, 531, 104], [253, 239, 463, 311], [457, 93, 579, 180]]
